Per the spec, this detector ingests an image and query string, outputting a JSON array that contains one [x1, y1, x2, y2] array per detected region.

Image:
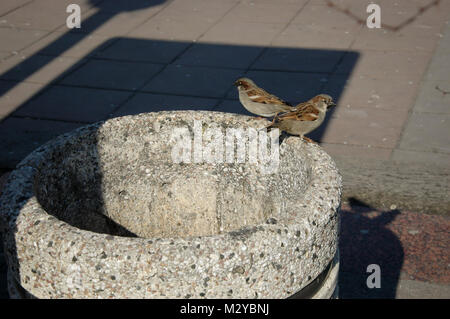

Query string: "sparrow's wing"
[[276, 102, 319, 121], [245, 87, 291, 106]]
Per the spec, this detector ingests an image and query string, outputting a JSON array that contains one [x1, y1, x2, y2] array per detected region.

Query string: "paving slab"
[[199, 19, 286, 46], [397, 112, 450, 154], [112, 92, 218, 117], [0, 0, 31, 17], [129, 0, 234, 41], [0, 0, 94, 31], [0, 28, 48, 52], [0, 117, 84, 168], [174, 43, 263, 69], [320, 142, 392, 160], [142, 64, 242, 98], [0, 80, 44, 120], [13, 85, 133, 123], [252, 47, 345, 73], [319, 106, 408, 148], [224, 1, 303, 24], [325, 74, 420, 110], [60, 59, 163, 90], [336, 50, 431, 80], [352, 28, 441, 52], [88, 0, 167, 14], [413, 80, 450, 114], [391, 149, 450, 166], [0, 54, 84, 85], [0, 52, 11, 62], [272, 23, 361, 50], [97, 38, 189, 64], [291, 3, 362, 29], [58, 10, 155, 37], [23, 32, 110, 59]]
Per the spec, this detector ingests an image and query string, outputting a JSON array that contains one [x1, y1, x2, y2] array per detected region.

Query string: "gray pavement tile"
[[0, 117, 84, 168], [324, 74, 419, 110], [13, 85, 132, 123], [112, 93, 218, 117], [391, 149, 450, 166], [0, 52, 11, 62], [398, 113, 450, 154], [424, 51, 450, 82], [97, 38, 189, 63], [0, 80, 44, 120], [60, 59, 163, 90], [199, 19, 286, 46], [227, 71, 327, 102], [62, 11, 152, 37], [174, 43, 263, 69], [0, 28, 48, 52], [0, 54, 84, 85], [252, 48, 346, 73], [413, 80, 450, 114], [0, 0, 31, 16], [24, 32, 110, 58], [336, 50, 431, 79], [142, 65, 242, 98], [0, 0, 96, 30], [225, 1, 302, 24]]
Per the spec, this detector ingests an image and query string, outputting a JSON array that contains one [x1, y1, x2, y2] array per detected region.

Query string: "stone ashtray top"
[[0, 111, 341, 298]]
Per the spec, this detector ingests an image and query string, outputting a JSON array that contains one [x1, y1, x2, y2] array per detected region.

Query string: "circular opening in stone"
[[33, 112, 311, 239]]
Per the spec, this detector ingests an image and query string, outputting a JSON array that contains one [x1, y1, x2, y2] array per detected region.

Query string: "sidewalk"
[[0, 0, 449, 298]]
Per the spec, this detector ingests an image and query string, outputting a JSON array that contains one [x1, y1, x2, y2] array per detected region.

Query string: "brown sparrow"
[[234, 77, 295, 117], [267, 94, 336, 143]]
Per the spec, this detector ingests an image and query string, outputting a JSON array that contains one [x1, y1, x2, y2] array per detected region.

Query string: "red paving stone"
[[340, 202, 450, 284]]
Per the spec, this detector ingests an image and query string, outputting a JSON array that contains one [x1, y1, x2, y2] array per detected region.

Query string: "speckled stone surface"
[[0, 111, 341, 299]]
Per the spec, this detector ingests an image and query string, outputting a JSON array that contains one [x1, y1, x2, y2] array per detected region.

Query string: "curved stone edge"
[[0, 111, 342, 299]]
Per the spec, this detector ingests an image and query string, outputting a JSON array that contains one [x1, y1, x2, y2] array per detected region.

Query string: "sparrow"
[[267, 94, 336, 143], [234, 77, 295, 117]]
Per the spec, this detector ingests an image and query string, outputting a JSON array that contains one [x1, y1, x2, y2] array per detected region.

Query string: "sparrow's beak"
[[233, 80, 240, 87], [327, 102, 336, 110]]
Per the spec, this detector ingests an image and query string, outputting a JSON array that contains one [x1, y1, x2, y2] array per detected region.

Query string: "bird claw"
[[302, 136, 317, 144]]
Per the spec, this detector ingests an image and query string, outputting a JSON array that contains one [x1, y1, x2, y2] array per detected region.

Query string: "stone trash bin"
[[0, 111, 341, 299]]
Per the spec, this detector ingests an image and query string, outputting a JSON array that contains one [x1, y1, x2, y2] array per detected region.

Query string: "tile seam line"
[[0, 0, 34, 19]]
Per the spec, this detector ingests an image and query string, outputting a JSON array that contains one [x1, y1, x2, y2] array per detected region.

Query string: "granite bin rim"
[[0, 110, 342, 298]]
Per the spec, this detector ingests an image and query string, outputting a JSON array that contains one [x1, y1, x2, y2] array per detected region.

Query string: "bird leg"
[[269, 112, 281, 125], [302, 136, 317, 144]]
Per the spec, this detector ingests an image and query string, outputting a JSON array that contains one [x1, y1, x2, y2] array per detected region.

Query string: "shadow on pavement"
[[0, 36, 358, 168], [339, 198, 404, 298], [0, 0, 359, 299]]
